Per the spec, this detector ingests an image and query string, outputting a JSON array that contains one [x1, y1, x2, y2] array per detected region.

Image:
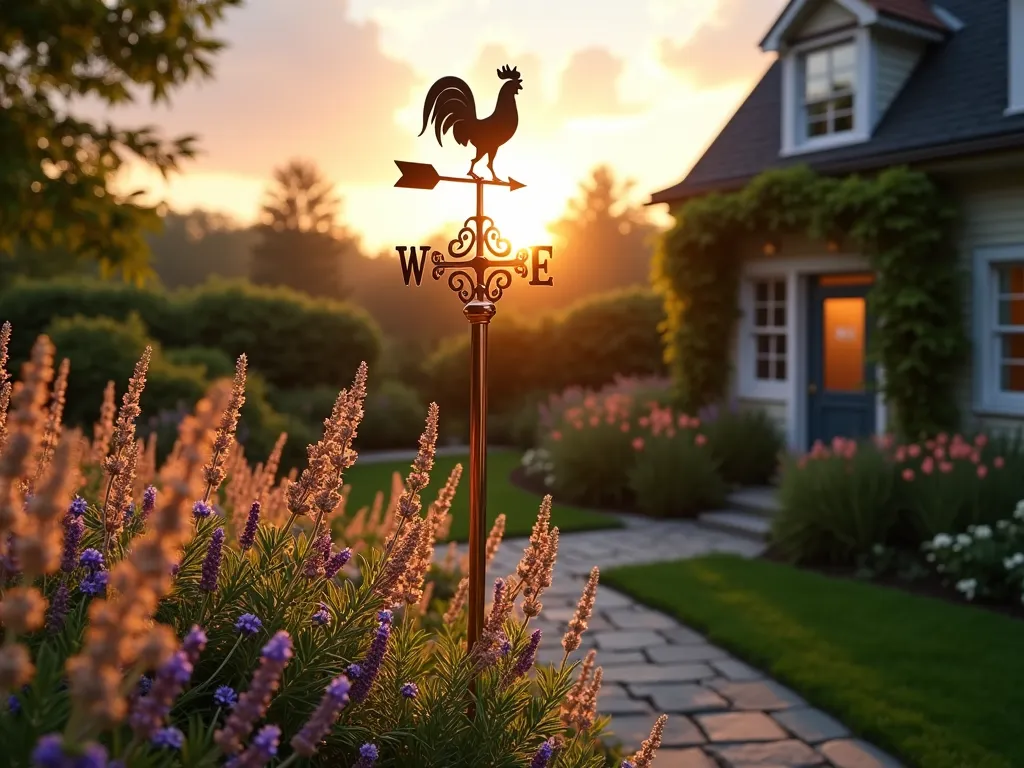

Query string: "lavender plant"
[[0, 322, 666, 768]]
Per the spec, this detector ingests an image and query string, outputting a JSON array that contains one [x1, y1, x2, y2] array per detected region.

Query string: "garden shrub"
[[773, 438, 899, 566], [628, 430, 725, 518], [359, 380, 428, 451], [164, 346, 237, 378], [0, 325, 668, 768], [704, 407, 783, 486], [922, 505, 1024, 605], [45, 313, 208, 429]]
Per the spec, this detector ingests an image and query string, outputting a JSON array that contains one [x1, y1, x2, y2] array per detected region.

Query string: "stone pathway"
[[479, 515, 905, 768]]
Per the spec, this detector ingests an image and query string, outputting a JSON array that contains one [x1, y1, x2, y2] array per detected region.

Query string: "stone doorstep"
[[605, 607, 680, 631], [696, 712, 789, 743], [818, 738, 906, 768], [605, 713, 706, 750], [625, 683, 730, 714], [710, 658, 766, 682], [707, 679, 806, 711], [645, 643, 731, 664], [771, 707, 850, 744], [593, 630, 669, 653], [650, 748, 718, 768], [708, 738, 827, 767], [603, 663, 715, 685]]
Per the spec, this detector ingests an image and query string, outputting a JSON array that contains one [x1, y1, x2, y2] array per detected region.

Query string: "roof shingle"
[[866, 0, 948, 30]]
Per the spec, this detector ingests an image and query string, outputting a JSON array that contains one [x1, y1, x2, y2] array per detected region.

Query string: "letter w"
[[396, 245, 429, 286]]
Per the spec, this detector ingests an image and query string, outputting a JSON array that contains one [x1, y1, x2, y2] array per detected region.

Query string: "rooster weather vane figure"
[[419, 64, 522, 182], [391, 64, 552, 671]]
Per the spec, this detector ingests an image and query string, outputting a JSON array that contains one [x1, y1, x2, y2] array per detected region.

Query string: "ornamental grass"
[[0, 322, 665, 768]]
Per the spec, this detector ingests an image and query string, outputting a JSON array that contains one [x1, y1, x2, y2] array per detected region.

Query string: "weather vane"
[[392, 65, 554, 660]]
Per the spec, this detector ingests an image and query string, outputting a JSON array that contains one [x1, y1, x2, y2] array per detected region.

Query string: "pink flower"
[[939, 461, 953, 474], [695, 434, 707, 446], [902, 468, 914, 481], [977, 465, 989, 479], [691, 418, 701, 429], [937, 432, 949, 445], [921, 457, 934, 475], [908, 444, 921, 458], [551, 431, 562, 442], [632, 437, 644, 451], [619, 422, 630, 433], [677, 414, 689, 428], [970, 451, 981, 464], [975, 433, 988, 447], [639, 417, 650, 428], [895, 446, 907, 462], [934, 446, 946, 460], [589, 416, 599, 427], [994, 456, 1005, 469]]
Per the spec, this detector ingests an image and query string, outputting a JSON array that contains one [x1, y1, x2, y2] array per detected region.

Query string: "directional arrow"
[[394, 160, 526, 191]]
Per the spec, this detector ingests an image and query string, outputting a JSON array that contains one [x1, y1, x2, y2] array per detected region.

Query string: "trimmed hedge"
[[424, 288, 666, 416], [0, 278, 382, 390]]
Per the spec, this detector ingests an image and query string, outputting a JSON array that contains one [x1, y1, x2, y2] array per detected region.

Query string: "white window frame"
[[739, 276, 790, 400], [973, 244, 1024, 415], [781, 28, 873, 156]]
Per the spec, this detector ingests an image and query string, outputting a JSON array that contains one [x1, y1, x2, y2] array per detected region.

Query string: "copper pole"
[[465, 179, 493, 657]]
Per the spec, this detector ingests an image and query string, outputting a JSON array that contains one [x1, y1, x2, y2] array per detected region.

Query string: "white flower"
[[1015, 500, 1024, 520], [932, 533, 953, 548], [1004, 553, 1024, 570], [998, 520, 1011, 530], [974, 525, 993, 539], [956, 533, 972, 547], [955, 578, 978, 600]]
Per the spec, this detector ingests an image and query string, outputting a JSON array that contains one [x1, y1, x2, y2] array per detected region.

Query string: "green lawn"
[[604, 555, 1024, 768], [343, 449, 620, 541]]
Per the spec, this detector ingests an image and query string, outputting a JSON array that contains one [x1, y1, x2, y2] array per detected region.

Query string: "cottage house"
[[650, 0, 1024, 450]]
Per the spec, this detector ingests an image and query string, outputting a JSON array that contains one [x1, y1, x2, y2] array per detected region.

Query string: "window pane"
[[756, 358, 772, 380], [823, 297, 865, 391], [755, 307, 768, 327], [998, 298, 1024, 326], [806, 50, 829, 78], [1002, 364, 1024, 392], [998, 265, 1024, 295], [834, 112, 854, 132], [806, 100, 829, 118], [833, 93, 854, 112], [774, 334, 787, 356], [831, 43, 856, 73], [774, 358, 787, 380], [1000, 333, 1024, 362], [773, 281, 786, 302], [773, 306, 786, 327], [756, 335, 771, 355], [806, 75, 831, 103], [808, 117, 830, 137], [755, 281, 768, 301]]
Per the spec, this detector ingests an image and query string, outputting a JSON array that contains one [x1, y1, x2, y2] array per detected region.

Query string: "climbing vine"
[[653, 164, 968, 438]]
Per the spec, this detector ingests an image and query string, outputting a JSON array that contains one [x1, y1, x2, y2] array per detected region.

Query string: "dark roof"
[[651, 0, 1024, 205], [867, 0, 948, 30]]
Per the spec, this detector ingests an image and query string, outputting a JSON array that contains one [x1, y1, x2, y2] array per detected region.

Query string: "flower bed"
[[0, 322, 668, 768]]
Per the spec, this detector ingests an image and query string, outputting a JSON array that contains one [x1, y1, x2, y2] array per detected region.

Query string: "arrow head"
[[395, 161, 440, 190], [508, 177, 526, 192]]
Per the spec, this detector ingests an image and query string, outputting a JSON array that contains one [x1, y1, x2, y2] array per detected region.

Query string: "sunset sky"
[[108, 0, 784, 254]]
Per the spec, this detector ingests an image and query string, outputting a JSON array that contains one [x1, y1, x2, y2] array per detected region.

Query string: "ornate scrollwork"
[[430, 250, 444, 265], [448, 220, 476, 260], [480, 217, 511, 258], [483, 268, 514, 302], [446, 270, 477, 303], [513, 248, 529, 278]]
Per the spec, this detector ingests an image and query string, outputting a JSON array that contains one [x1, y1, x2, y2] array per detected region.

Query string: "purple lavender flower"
[[79, 548, 104, 572], [79, 570, 109, 596], [45, 582, 69, 633], [530, 739, 555, 768], [143, 485, 157, 519], [192, 500, 213, 519], [377, 609, 393, 624], [238, 501, 260, 551], [312, 604, 331, 626], [499, 636, 512, 657], [348, 617, 391, 704], [122, 502, 135, 526], [353, 743, 379, 768], [183, 626, 208, 664], [128, 651, 194, 740], [199, 528, 226, 592], [347, 664, 363, 679], [170, 563, 180, 577], [69, 496, 87, 517], [507, 630, 541, 684], [620, 762, 636, 768], [7, 694, 20, 714], [290, 674, 351, 757], [235, 614, 263, 636], [151, 727, 184, 749], [32, 734, 107, 768], [400, 682, 418, 699], [214, 686, 238, 709], [138, 676, 153, 696], [302, 532, 330, 578], [324, 547, 352, 579], [60, 515, 84, 573], [214, 631, 293, 756], [235, 724, 280, 767]]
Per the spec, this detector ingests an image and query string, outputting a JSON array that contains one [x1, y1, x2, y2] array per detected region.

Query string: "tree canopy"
[[0, 0, 241, 280]]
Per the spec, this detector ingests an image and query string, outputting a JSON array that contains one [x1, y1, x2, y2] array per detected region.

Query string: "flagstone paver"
[[447, 513, 906, 767]]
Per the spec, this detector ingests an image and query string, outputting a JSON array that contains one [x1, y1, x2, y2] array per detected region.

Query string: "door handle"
[[808, 383, 818, 395]]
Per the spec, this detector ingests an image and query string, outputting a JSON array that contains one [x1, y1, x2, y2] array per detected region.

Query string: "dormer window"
[[803, 41, 856, 138]]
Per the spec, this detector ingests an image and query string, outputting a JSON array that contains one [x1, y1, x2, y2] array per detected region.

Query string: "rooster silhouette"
[[419, 65, 523, 182]]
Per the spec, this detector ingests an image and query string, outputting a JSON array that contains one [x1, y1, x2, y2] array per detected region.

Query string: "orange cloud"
[[658, 0, 781, 88], [557, 48, 642, 117]]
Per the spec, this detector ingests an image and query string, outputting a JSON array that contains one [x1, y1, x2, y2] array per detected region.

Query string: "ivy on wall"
[[653, 164, 968, 438]]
